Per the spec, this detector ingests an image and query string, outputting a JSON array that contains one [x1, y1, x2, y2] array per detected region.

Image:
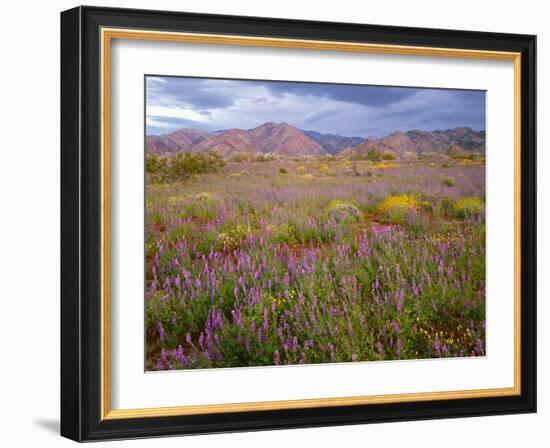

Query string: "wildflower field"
[[146, 159, 486, 370]]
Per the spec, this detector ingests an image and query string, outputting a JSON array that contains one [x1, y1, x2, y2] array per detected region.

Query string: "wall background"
[[0, 1, 545, 446]]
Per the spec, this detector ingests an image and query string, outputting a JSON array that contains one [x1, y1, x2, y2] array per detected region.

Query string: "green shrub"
[[319, 164, 330, 174], [146, 151, 225, 183], [279, 167, 288, 174], [349, 143, 386, 162], [442, 177, 455, 187], [440, 196, 456, 217], [405, 211, 427, 237], [254, 154, 276, 162], [376, 195, 419, 224], [327, 200, 362, 224], [454, 197, 484, 219], [228, 153, 250, 162], [446, 145, 466, 159]]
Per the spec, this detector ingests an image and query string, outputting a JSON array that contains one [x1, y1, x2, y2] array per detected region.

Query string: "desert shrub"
[[454, 197, 484, 219], [170, 152, 225, 179], [402, 151, 418, 161], [442, 177, 455, 187], [439, 196, 455, 217], [146, 151, 225, 183], [228, 170, 250, 179], [216, 222, 253, 249], [461, 152, 480, 161], [167, 195, 186, 205], [279, 167, 288, 174], [272, 222, 300, 244], [364, 147, 383, 162], [254, 154, 276, 162], [373, 162, 399, 169], [229, 153, 250, 163], [351, 145, 384, 162], [190, 192, 216, 202], [446, 145, 466, 159], [417, 196, 435, 215], [441, 162, 452, 168], [177, 193, 218, 220], [297, 165, 307, 174], [381, 152, 396, 160], [319, 164, 330, 174], [376, 194, 419, 224], [145, 153, 169, 183], [405, 210, 428, 237], [327, 200, 362, 224]]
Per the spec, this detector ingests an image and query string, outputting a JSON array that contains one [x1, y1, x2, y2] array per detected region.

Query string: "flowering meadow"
[[145, 159, 486, 370]]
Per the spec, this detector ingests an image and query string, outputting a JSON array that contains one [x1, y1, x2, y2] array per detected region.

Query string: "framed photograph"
[[60, 6, 536, 442]]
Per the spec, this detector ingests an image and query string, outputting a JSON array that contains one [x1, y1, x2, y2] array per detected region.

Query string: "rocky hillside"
[[146, 124, 485, 159], [148, 122, 324, 158], [146, 128, 209, 155], [190, 129, 257, 158], [344, 127, 485, 159], [304, 131, 364, 155]]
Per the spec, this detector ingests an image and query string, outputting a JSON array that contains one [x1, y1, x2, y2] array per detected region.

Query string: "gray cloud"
[[146, 76, 485, 137], [302, 109, 341, 124], [264, 82, 418, 108], [147, 77, 235, 110]]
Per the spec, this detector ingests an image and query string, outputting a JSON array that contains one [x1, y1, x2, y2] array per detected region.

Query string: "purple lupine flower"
[[351, 353, 357, 362], [283, 340, 290, 354], [176, 345, 186, 364], [274, 350, 281, 365], [157, 322, 165, 342], [397, 339, 403, 358], [198, 333, 205, 349], [433, 338, 441, 355], [396, 287, 404, 313], [186, 334, 193, 346], [475, 338, 484, 355], [231, 309, 243, 327], [292, 336, 299, 352], [391, 319, 400, 334], [263, 307, 269, 332]]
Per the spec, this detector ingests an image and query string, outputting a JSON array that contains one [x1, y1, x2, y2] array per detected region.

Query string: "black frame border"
[[61, 6, 536, 442]]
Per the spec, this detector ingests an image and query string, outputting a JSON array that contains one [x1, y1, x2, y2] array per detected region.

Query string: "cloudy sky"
[[146, 76, 485, 138]]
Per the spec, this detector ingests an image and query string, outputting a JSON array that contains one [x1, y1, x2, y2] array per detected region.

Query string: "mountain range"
[[146, 122, 485, 159]]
